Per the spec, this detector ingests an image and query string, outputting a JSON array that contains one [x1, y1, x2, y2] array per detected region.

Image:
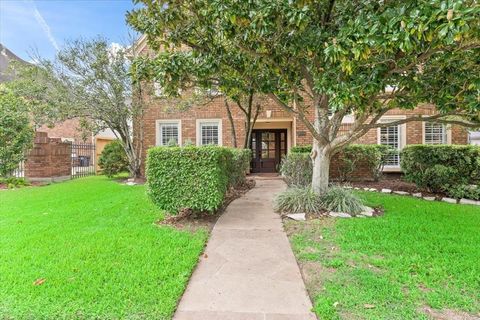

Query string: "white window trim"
[[422, 121, 452, 145], [155, 119, 182, 146], [196, 119, 223, 146], [377, 115, 407, 172]]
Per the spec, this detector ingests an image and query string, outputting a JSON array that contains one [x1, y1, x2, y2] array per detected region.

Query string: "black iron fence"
[[71, 143, 96, 179]]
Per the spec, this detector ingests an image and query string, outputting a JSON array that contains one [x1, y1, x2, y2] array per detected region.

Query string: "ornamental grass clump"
[[273, 187, 323, 214], [320, 186, 365, 215]]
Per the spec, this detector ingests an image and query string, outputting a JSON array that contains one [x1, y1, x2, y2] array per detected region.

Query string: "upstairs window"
[[424, 122, 447, 144]]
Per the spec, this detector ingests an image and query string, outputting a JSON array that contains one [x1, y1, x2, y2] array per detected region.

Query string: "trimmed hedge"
[[146, 146, 250, 214], [283, 144, 390, 184], [401, 145, 480, 193]]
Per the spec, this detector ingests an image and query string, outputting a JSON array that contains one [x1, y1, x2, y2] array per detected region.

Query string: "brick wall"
[[25, 132, 72, 181]]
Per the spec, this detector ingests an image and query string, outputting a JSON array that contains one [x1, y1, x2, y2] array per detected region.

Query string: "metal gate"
[[71, 143, 96, 178]]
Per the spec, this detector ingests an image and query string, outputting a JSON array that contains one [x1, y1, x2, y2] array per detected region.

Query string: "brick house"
[[136, 41, 469, 176], [140, 90, 468, 174]]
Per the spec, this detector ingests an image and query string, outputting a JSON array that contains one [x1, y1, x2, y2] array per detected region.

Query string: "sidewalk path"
[[174, 178, 316, 320]]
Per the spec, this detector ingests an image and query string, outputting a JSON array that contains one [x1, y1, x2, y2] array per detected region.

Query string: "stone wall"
[[25, 132, 72, 181]]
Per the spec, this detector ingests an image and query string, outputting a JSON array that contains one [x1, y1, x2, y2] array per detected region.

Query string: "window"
[[156, 120, 181, 146], [424, 122, 447, 144], [380, 125, 401, 166], [197, 119, 222, 146]]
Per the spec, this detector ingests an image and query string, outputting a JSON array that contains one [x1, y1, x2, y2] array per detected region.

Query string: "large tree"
[[9, 38, 148, 178], [128, 0, 480, 193]]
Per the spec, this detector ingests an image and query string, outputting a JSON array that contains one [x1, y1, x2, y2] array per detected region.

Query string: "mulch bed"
[[0, 181, 47, 190], [348, 179, 440, 197], [158, 178, 256, 231]]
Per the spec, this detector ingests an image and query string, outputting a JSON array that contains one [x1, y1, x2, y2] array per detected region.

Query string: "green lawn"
[[286, 192, 480, 320], [0, 176, 207, 319]]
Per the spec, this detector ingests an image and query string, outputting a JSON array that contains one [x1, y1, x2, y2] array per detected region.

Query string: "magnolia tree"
[[9, 38, 148, 178], [128, 0, 480, 193]]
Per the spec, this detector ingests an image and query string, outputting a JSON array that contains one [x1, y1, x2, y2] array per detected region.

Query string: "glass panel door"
[[261, 132, 276, 159]]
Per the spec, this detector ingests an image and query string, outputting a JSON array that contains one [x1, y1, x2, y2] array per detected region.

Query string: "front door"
[[250, 129, 287, 173]]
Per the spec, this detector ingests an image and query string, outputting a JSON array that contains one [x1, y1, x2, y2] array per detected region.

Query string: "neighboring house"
[[135, 39, 469, 175]]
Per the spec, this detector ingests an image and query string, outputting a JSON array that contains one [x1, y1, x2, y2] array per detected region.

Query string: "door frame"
[[250, 129, 288, 173]]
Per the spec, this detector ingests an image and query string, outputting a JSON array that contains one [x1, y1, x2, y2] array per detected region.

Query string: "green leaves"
[[129, 0, 479, 113], [401, 144, 480, 192], [146, 146, 248, 214], [0, 86, 34, 177]]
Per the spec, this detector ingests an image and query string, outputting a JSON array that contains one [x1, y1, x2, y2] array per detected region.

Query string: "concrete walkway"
[[174, 178, 316, 320]]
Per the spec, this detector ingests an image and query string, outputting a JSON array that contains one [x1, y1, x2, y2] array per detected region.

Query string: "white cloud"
[[28, 0, 59, 52]]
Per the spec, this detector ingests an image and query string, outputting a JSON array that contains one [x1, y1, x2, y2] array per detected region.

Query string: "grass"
[[285, 191, 480, 319], [0, 176, 208, 319]]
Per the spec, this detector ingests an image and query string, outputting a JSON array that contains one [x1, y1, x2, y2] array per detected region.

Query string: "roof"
[[0, 43, 29, 82]]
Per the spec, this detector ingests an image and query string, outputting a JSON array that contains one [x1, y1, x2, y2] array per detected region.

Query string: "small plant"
[[320, 186, 365, 215], [166, 138, 178, 147], [183, 139, 194, 146], [98, 140, 129, 177], [0, 177, 30, 188], [273, 187, 323, 214]]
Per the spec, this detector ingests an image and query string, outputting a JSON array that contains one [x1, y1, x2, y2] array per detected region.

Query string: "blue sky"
[[0, 0, 138, 61]]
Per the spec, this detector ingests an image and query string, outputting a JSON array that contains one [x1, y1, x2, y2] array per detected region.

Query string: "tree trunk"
[[224, 98, 237, 148], [311, 139, 330, 194], [243, 102, 260, 149]]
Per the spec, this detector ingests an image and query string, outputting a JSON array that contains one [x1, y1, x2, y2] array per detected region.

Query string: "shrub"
[[98, 140, 129, 177], [422, 164, 460, 192], [146, 146, 232, 213], [280, 152, 312, 187], [229, 148, 252, 187], [338, 144, 390, 182], [320, 186, 365, 215], [273, 187, 323, 214], [401, 145, 480, 193], [283, 144, 389, 183], [446, 184, 480, 200]]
